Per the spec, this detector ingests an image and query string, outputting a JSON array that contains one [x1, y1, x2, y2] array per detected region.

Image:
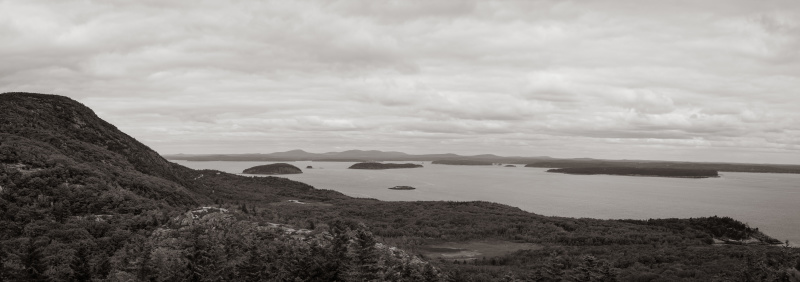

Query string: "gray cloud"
[[2, 0, 799, 163]]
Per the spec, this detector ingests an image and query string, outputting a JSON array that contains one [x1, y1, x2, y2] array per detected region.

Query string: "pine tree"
[[325, 220, 353, 281], [21, 239, 45, 281], [186, 230, 211, 282], [574, 255, 599, 282], [70, 244, 92, 282], [0, 244, 7, 282], [351, 228, 381, 281], [421, 263, 440, 282], [502, 271, 520, 282]]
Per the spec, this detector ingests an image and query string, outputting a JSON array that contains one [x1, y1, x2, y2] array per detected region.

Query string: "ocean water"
[[174, 160, 800, 246]]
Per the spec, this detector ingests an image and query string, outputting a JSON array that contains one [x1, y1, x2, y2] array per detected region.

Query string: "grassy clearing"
[[418, 241, 542, 261]]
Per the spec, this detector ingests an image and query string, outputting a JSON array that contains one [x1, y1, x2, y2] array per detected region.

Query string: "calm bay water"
[[174, 160, 800, 246]]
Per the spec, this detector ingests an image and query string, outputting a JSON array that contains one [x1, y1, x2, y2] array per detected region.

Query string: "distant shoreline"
[[551, 172, 720, 179], [163, 151, 800, 174], [546, 167, 720, 178]]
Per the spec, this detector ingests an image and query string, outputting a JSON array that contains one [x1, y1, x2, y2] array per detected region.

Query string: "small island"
[[431, 159, 493, 166], [306, 166, 313, 169], [546, 167, 719, 178], [388, 186, 416, 190], [504, 165, 516, 167], [348, 163, 423, 169], [242, 163, 302, 175]]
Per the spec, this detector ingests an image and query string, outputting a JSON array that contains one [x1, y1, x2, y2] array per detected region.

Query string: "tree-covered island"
[[388, 186, 416, 190], [242, 163, 303, 174]]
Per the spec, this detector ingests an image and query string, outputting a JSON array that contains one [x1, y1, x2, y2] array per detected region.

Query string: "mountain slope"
[[0, 92, 440, 281], [1, 92, 200, 206], [1, 93, 183, 180]]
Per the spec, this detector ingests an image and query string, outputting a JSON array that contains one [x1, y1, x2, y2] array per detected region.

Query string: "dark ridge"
[[1, 93, 191, 182], [546, 167, 719, 178], [0, 92, 200, 205], [348, 162, 423, 169], [242, 163, 302, 175]]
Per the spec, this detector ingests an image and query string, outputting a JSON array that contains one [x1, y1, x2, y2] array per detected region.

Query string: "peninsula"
[[546, 167, 719, 178]]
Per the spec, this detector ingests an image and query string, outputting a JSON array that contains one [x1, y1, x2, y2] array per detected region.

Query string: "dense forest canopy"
[[242, 163, 302, 175], [1, 92, 799, 281]]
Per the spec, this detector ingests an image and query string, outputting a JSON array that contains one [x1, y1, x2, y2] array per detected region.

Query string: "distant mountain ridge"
[[163, 149, 547, 163], [164, 150, 800, 174]]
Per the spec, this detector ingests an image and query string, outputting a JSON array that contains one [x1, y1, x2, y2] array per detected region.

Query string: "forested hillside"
[[0, 93, 441, 281], [1, 92, 799, 281]]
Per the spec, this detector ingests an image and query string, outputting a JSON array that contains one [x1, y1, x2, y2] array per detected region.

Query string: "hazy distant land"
[[164, 150, 800, 174], [348, 162, 423, 169], [431, 159, 494, 166], [546, 167, 720, 178]]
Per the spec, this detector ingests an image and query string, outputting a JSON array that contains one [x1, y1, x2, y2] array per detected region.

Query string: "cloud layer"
[[2, 0, 799, 163]]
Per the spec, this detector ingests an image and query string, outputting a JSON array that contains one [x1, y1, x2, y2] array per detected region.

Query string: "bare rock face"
[[242, 163, 302, 175]]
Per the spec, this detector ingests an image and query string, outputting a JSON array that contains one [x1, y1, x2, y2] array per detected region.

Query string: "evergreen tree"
[[186, 230, 211, 282], [93, 252, 111, 279], [70, 244, 91, 282], [0, 244, 7, 282], [351, 228, 380, 281], [421, 263, 440, 282], [21, 239, 45, 281], [502, 271, 520, 282], [325, 220, 353, 281]]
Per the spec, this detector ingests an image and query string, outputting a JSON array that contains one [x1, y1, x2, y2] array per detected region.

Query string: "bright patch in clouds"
[[2, 0, 799, 164]]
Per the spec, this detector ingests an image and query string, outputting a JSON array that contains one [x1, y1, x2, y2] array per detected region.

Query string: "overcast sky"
[[2, 0, 799, 164]]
